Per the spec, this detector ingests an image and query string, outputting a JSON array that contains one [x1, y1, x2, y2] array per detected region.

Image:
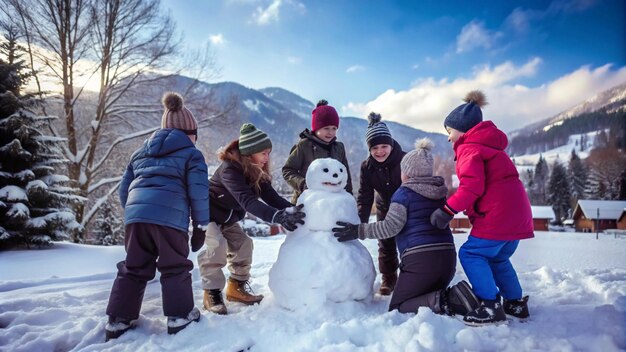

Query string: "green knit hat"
[[238, 123, 272, 156]]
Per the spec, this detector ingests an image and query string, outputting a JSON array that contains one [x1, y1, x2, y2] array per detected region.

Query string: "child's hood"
[[299, 128, 335, 145], [144, 128, 194, 157], [454, 121, 508, 152]]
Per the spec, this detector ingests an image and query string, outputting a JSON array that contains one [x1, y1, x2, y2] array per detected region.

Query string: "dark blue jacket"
[[119, 128, 210, 232], [357, 139, 405, 222], [209, 160, 292, 225], [392, 186, 453, 254]]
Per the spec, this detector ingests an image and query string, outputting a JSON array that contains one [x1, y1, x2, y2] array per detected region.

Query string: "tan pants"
[[197, 222, 253, 290]]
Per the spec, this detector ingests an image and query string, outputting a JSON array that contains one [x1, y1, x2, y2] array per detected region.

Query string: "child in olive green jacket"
[[282, 100, 352, 202]]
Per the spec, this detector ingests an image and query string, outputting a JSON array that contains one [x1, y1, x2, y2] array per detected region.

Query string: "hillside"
[[508, 82, 626, 156]]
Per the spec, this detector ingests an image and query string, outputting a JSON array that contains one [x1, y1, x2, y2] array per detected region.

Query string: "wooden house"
[[571, 200, 626, 232], [449, 212, 471, 233], [617, 209, 626, 230], [531, 206, 555, 231], [449, 206, 555, 232]]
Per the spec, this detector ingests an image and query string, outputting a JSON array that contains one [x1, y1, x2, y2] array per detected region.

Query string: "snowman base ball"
[[268, 158, 376, 309], [268, 228, 376, 310]]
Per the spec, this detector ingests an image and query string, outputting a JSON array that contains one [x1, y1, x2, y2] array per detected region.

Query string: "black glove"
[[332, 221, 359, 242], [191, 226, 206, 252], [273, 204, 306, 231], [430, 207, 455, 229]]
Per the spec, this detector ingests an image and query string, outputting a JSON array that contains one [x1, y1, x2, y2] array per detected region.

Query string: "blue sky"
[[161, 0, 626, 132]]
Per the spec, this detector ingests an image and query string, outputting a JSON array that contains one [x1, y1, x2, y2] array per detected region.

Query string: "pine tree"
[[531, 155, 549, 205], [547, 161, 571, 223], [568, 149, 587, 206], [585, 169, 607, 200], [619, 170, 626, 200], [0, 37, 83, 248], [93, 200, 123, 246]]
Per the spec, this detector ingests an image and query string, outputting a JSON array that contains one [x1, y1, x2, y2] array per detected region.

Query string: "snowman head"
[[305, 158, 348, 192]]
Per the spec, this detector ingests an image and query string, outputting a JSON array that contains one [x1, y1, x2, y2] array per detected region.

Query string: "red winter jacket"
[[447, 121, 534, 241]]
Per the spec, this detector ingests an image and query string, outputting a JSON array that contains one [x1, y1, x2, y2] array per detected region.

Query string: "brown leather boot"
[[225, 277, 264, 305], [203, 289, 227, 315], [378, 273, 397, 296]]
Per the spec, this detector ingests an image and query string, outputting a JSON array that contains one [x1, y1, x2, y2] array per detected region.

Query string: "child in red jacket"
[[430, 90, 534, 326]]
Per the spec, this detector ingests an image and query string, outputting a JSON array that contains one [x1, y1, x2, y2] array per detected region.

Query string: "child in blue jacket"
[[105, 92, 210, 340], [334, 139, 479, 315]]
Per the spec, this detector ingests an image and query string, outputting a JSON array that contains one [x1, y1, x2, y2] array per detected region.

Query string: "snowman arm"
[[359, 202, 407, 240]]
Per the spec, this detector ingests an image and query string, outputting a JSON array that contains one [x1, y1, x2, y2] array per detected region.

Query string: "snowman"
[[268, 158, 375, 310]]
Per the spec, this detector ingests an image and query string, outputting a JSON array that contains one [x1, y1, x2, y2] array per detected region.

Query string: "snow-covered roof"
[[453, 212, 468, 219], [531, 206, 555, 219], [573, 200, 626, 220]]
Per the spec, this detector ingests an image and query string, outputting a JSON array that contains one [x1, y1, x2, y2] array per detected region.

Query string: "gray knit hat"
[[443, 90, 487, 133], [365, 112, 393, 149], [161, 92, 198, 135], [401, 138, 434, 178], [238, 123, 272, 156]]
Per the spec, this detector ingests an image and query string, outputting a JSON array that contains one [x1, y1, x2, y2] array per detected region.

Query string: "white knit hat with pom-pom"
[[161, 92, 198, 134], [400, 138, 435, 178]]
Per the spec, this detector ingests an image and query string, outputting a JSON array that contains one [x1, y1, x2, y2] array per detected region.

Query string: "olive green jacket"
[[282, 129, 353, 202]]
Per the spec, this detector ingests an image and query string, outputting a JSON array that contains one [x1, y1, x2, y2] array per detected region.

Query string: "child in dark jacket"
[[334, 139, 478, 315], [105, 93, 210, 340], [198, 123, 306, 315], [430, 90, 534, 326], [282, 100, 352, 203], [357, 113, 405, 296]]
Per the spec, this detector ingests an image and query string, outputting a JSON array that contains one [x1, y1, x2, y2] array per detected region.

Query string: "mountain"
[[512, 82, 626, 137], [508, 82, 626, 157], [78, 76, 450, 194], [258, 87, 312, 120]]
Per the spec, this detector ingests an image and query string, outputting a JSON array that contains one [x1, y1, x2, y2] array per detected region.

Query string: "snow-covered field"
[[1, 232, 625, 352]]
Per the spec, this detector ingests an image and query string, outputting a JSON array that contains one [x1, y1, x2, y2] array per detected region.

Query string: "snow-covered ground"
[[1, 232, 625, 352]]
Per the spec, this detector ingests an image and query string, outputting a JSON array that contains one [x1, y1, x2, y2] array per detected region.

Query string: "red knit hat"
[[311, 100, 339, 132]]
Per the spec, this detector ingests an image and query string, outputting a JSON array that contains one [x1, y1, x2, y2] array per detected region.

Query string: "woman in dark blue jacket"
[[198, 123, 305, 315], [334, 139, 479, 316], [106, 93, 209, 340]]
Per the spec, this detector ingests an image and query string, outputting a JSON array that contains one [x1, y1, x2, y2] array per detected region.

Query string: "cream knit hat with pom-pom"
[[400, 138, 434, 178]]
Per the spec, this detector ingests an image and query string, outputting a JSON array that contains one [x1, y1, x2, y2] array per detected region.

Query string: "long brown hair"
[[218, 139, 272, 193]]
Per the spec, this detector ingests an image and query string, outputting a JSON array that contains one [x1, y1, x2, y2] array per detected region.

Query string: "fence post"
[[596, 208, 599, 240]]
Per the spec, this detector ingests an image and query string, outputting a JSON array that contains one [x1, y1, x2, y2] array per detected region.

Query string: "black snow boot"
[[442, 280, 481, 316], [504, 295, 530, 319], [105, 316, 135, 342], [463, 299, 508, 326], [167, 307, 201, 335]]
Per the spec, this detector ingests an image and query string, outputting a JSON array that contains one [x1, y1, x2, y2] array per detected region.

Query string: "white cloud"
[[253, 0, 282, 25], [456, 20, 501, 53], [341, 59, 626, 133], [288, 56, 301, 64], [411, 63, 420, 70], [505, 0, 597, 33], [251, 0, 305, 25], [346, 65, 365, 73], [209, 33, 225, 45]]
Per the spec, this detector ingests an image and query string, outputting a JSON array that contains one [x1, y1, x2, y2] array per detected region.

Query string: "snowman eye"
[[340, 168, 343, 172], [323, 168, 329, 172]]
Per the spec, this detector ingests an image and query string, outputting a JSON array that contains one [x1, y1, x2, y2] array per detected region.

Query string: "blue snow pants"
[[458, 235, 523, 301]]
